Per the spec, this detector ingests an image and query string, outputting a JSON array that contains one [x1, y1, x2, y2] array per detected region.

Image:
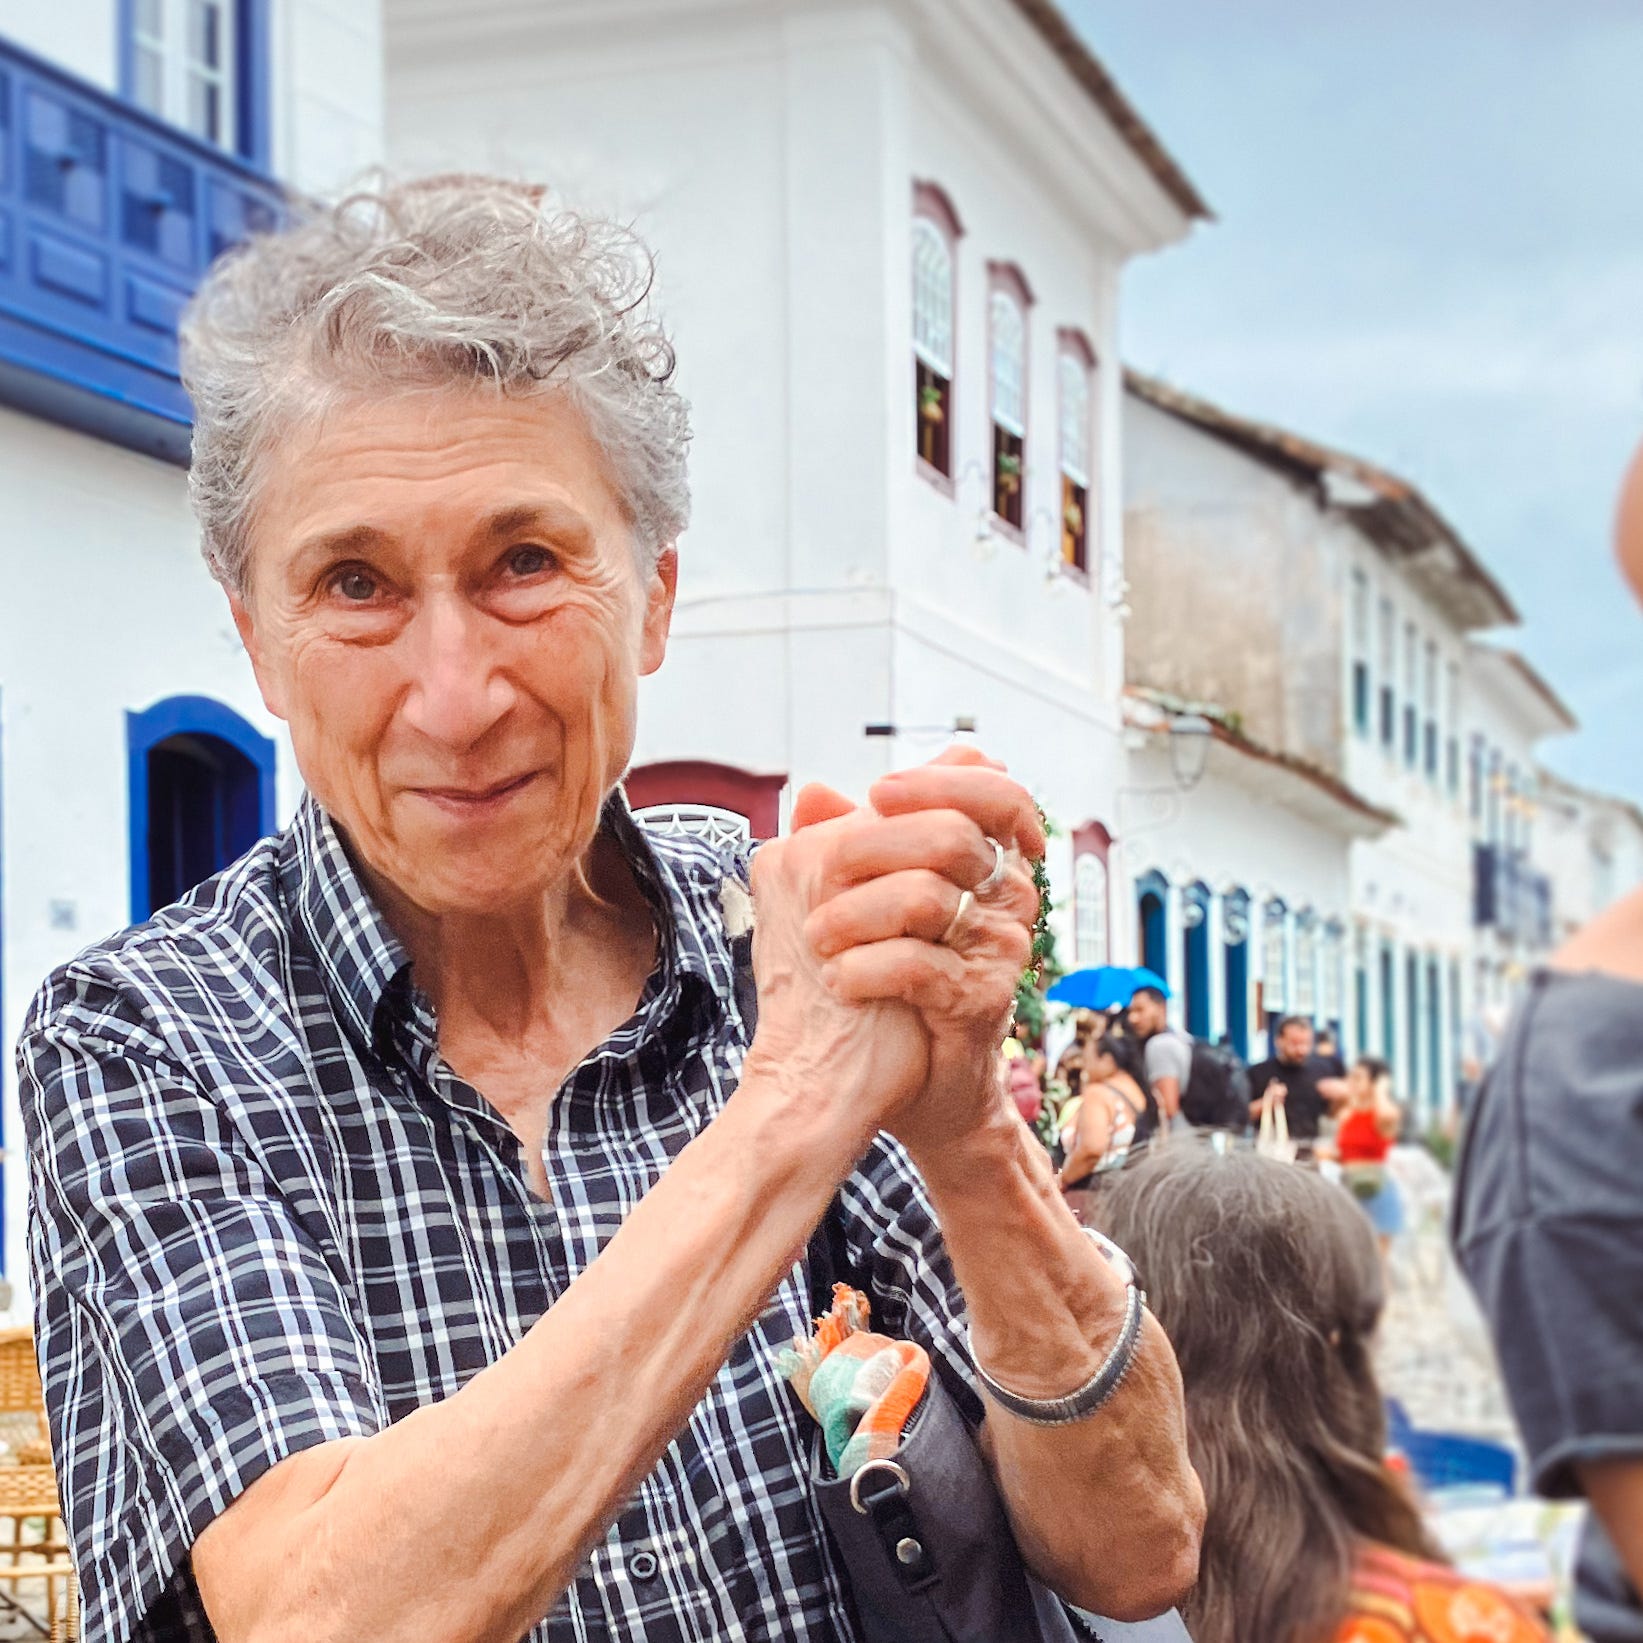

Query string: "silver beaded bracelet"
[[967, 1227, 1148, 1428]]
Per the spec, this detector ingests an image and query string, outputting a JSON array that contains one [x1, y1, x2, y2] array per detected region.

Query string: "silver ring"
[[975, 836, 1007, 898], [849, 1458, 911, 1515], [938, 889, 974, 946]]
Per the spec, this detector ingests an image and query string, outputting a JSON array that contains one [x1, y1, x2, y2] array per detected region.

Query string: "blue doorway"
[[1136, 869, 1168, 982], [1182, 881, 1211, 1038], [128, 697, 277, 921]]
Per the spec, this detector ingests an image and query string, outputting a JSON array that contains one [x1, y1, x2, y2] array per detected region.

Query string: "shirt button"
[[628, 1548, 660, 1583]]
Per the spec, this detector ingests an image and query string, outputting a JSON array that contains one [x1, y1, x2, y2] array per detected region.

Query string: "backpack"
[[1182, 1040, 1252, 1132]]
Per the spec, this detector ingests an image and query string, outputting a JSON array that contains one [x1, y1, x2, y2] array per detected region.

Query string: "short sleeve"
[[836, 1139, 984, 1428], [1144, 1035, 1190, 1090], [17, 978, 388, 1643], [1451, 972, 1643, 1500]]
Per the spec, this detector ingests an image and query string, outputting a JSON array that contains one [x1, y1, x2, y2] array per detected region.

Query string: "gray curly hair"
[[179, 174, 692, 594]]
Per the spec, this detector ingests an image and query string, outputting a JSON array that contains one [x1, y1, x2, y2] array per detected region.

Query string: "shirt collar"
[[278, 788, 728, 1061]]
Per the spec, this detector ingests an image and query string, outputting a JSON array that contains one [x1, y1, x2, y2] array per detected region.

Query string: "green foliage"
[[1014, 804, 1063, 1047]]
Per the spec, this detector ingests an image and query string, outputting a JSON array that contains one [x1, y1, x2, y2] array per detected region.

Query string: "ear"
[[227, 587, 287, 721], [638, 546, 678, 677]]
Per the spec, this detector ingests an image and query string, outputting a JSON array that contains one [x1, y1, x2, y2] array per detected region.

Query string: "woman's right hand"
[[742, 784, 930, 1148]]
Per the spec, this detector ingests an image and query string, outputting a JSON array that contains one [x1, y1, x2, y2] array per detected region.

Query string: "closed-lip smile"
[[411, 772, 538, 813]]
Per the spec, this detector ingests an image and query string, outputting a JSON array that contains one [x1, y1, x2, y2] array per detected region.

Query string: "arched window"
[[1181, 881, 1212, 1039], [623, 760, 786, 842], [1261, 898, 1288, 1014], [127, 695, 277, 921], [1073, 855, 1107, 967], [988, 263, 1032, 530], [1057, 330, 1095, 574], [1293, 910, 1318, 1018], [911, 183, 962, 481], [1222, 888, 1251, 1058]]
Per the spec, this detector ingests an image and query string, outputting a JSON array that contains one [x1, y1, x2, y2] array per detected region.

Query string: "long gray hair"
[[1092, 1146, 1441, 1643], [179, 174, 692, 595]]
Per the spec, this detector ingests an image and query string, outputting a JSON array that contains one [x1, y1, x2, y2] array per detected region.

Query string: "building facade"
[[0, 0, 383, 1293], [1121, 373, 1629, 1124], [383, 0, 1207, 946]]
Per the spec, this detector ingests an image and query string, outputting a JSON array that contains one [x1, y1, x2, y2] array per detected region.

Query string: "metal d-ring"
[[849, 1458, 912, 1516]]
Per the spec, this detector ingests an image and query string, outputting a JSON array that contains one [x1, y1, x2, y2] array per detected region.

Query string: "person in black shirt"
[[1246, 1016, 1349, 1142]]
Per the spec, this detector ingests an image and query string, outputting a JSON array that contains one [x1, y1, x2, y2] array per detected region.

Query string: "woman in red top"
[[1334, 1054, 1404, 1257]]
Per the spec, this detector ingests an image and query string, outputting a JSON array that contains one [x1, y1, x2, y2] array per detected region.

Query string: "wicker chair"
[[0, 1334, 77, 1638], [0, 1464, 74, 1638]]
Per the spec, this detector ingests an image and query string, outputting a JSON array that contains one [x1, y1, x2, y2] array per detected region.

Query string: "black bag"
[[1181, 1040, 1250, 1132], [806, 1213, 1193, 1643]]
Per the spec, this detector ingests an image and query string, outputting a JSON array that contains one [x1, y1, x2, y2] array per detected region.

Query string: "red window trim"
[[1055, 327, 1097, 581], [622, 760, 787, 840], [913, 179, 964, 244], [986, 262, 1033, 538], [1071, 820, 1113, 963], [913, 181, 963, 492]]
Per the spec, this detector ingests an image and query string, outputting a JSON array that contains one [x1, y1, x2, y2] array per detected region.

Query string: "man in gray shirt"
[[1127, 987, 1190, 1125]]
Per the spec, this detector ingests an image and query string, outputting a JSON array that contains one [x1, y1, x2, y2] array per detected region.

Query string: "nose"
[[399, 592, 517, 751]]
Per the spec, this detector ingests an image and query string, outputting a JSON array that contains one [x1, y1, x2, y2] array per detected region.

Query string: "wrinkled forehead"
[[244, 381, 636, 587]]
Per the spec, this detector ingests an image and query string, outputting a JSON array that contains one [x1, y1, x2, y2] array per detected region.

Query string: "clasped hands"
[[745, 746, 1045, 1167]]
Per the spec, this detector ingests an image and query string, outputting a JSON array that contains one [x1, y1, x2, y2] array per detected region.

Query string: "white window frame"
[[130, 0, 239, 153], [1073, 852, 1109, 968], [989, 290, 1027, 438], [912, 218, 954, 378], [1058, 352, 1091, 488]]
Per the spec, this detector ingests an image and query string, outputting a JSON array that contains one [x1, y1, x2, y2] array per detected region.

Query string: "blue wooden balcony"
[[0, 34, 285, 463]]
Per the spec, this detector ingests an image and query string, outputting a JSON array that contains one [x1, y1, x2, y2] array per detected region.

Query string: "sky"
[[1069, 0, 1643, 801]]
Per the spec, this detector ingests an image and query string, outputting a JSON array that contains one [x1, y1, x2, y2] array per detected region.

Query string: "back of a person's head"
[[1092, 1146, 1439, 1643]]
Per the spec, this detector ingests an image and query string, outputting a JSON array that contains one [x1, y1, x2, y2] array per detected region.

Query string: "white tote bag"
[[1256, 1092, 1296, 1164]]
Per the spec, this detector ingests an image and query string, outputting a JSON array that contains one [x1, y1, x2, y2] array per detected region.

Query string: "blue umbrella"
[[1046, 966, 1142, 1011], [1129, 967, 1171, 998]]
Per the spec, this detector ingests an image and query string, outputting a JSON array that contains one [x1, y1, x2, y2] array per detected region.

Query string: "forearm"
[[1580, 1458, 1643, 1599], [201, 1065, 864, 1643], [914, 1110, 1202, 1619]]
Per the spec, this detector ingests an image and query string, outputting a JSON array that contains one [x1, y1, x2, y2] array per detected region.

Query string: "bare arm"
[[925, 1113, 1202, 1620], [1317, 1076, 1351, 1110], [195, 800, 921, 1643], [1152, 1074, 1181, 1122], [1057, 1089, 1112, 1187], [1580, 1459, 1643, 1600], [196, 1060, 867, 1643], [838, 757, 1202, 1620]]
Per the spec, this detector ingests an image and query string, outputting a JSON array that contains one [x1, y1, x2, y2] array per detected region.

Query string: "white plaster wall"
[[385, 0, 1149, 837], [0, 0, 114, 91], [273, 0, 386, 197], [890, 56, 1125, 697], [0, 410, 299, 1303]]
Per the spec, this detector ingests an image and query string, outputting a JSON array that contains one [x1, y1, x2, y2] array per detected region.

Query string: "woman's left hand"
[[794, 746, 1045, 1166]]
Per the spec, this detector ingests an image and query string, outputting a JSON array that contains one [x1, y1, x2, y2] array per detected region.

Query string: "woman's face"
[[1085, 1043, 1116, 1082], [1347, 1063, 1375, 1105], [232, 385, 677, 917]]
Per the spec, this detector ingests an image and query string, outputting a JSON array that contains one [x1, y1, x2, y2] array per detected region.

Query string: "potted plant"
[[919, 383, 944, 424], [997, 451, 1022, 497]]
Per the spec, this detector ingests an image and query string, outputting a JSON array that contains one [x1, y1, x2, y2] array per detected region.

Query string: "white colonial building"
[[0, 0, 382, 1292], [1120, 373, 1628, 1124], [383, 0, 1208, 946]]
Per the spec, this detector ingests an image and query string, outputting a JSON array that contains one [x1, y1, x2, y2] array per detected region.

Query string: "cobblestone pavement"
[[1374, 1145, 1520, 1445]]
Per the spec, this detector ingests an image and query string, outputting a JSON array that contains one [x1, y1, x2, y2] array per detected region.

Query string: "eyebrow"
[[474, 502, 594, 548]]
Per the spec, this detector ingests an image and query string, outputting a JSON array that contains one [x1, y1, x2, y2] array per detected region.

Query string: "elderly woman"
[[16, 178, 1199, 1643]]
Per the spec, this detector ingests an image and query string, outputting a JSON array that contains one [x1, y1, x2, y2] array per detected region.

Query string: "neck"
[[365, 828, 651, 1040]]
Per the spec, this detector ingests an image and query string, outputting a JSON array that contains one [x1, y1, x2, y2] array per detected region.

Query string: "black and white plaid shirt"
[[17, 792, 979, 1643]]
